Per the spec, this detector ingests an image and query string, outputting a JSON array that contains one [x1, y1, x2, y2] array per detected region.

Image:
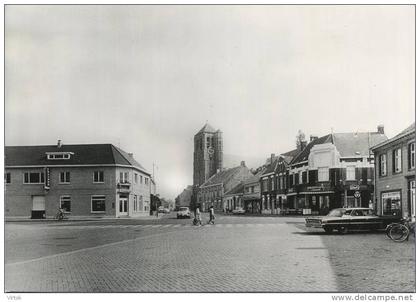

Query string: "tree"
[[296, 130, 306, 149]]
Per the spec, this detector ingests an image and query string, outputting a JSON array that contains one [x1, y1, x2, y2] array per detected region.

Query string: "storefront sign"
[[350, 185, 360, 190], [307, 186, 322, 192], [44, 167, 50, 191]]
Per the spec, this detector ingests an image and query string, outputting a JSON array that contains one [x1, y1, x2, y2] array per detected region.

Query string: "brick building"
[[371, 123, 415, 218], [175, 185, 193, 209], [197, 161, 252, 212], [287, 127, 387, 215], [5, 141, 152, 218]]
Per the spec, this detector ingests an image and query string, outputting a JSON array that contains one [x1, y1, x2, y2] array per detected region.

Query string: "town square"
[[4, 4, 416, 297]]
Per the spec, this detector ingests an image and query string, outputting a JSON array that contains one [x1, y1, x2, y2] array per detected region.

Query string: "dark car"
[[305, 208, 400, 234]]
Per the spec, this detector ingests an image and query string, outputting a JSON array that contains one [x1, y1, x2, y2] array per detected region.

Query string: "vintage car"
[[305, 208, 400, 234], [232, 207, 246, 214], [177, 207, 191, 219]]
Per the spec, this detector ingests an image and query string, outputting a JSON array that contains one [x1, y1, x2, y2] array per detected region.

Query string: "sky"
[[5, 5, 415, 200]]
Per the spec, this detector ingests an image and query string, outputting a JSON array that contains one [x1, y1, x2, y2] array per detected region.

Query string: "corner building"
[[5, 142, 152, 218]]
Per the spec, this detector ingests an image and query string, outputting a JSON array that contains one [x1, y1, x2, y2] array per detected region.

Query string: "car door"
[[349, 209, 366, 229]]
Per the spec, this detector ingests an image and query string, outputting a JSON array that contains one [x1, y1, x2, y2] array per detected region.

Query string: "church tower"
[[193, 123, 223, 187]]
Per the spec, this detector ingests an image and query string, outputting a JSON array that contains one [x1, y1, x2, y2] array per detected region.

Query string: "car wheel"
[[323, 227, 333, 234], [337, 226, 349, 234]]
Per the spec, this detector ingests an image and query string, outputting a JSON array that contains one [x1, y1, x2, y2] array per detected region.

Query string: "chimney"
[[377, 125, 384, 134], [300, 141, 307, 151], [270, 153, 275, 164], [57, 140, 62, 148], [128, 153, 133, 158], [240, 161, 246, 167], [310, 135, 318, 142]]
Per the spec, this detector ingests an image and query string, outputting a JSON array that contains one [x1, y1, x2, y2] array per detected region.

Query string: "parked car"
[[305, 208, 400, 234], [232, 207, 246, 214], [177, 207, 191, 219], [163, 208, 170, 214], [158, 206, 165, 213]]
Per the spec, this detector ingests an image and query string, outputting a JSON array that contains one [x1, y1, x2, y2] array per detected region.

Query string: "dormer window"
[[46, 152, 73, 160]]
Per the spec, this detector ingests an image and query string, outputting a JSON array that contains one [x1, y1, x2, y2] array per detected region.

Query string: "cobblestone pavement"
[[6, 218, 337, 292], [5, 215, 415, 293], [294, 224, 415, 293]]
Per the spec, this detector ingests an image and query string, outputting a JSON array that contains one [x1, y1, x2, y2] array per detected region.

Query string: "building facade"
[[287, 127, 387, 215], [243, 172, 263, 214], [197, 161, 252, 212], [175, 185, 193, 209], [5, 142, 152, 218], [371, 123, 415, 218]]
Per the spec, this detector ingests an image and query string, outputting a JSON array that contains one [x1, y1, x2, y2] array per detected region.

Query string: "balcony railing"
[[117, 181, 131, 193]]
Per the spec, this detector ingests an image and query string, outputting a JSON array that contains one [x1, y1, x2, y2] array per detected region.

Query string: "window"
[[393, 148, 402, 173], [139, 195, 144, 211], [135, 173, 138, 184], [408, 142, 415, 170], [47, 153, 71, 160], [145, 177, 149, 185], [60, 196, 71, 212], [119, 172, 129, 183], [134, 195, 137, 211], [5, 172, 11, 184], [346, 166, 355, 181], [298, 171, 302, 184], [271, 177, 274, 190], [382, 191, 401, 216], [140, 175, 143, 184], [93, 171, 104, 183], [379, 154, 387, 176], [91, 196, 106, 212], [318, 167, 329, 182], [409, 180, 415, 218], [24, 172, 44, 184], [302, 171, 307, 184], [59, 171, 70, 183]]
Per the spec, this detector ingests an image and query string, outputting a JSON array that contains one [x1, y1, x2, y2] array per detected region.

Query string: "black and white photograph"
[[3, 3, 416, 299]]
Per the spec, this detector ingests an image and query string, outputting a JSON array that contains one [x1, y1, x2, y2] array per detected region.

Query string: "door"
[[31, 196, 45, 219], [119, 198, 128, 215]]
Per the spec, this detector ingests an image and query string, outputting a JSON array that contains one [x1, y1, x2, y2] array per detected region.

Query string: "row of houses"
[[5, 141, 158, 219], [195, 124, 415, 219]]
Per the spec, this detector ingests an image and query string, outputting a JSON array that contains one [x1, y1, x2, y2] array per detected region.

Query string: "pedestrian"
[[194, 206, 202, 225], [208, 205, 215, 224]]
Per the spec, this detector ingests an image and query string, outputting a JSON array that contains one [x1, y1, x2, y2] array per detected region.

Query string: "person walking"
[[194, 206, 202, 225], [208, 205, 215, 225]]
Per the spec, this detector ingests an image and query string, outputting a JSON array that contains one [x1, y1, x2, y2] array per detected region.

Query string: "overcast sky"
[[5, 5, 415, 199]]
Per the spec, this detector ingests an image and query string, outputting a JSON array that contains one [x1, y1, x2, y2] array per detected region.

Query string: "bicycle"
[[55, 209, 65, 221], [388, 218, 415, 242]]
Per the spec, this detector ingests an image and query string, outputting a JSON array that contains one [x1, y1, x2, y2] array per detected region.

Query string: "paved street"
[[5, 214, 415, 293]]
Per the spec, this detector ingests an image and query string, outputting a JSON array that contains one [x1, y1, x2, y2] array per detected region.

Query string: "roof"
[[243, 171, 263, 185], [290, 131, 388, 165], [224, 182, 244, 195], [5, 144, 150, 174], [200, 165, 247, 188], [291, 134, 333, 164], [197, 123, 216, 134], [332, 132, 387, 157], [371, 123, 415, 151], [262, 156, 279, 175]]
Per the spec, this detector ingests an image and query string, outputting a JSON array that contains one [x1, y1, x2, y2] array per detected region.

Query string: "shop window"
[[379, 154, 387, 176], [93, 171, 104, 183], [60, 196, 71, 212], [381, 191, 401, 216], [408, 142, 415, 170], [91, 196, 106, 212], [59, 171, 70, 184], [392, 148, 402, 173], [23, 172, 44, 184]]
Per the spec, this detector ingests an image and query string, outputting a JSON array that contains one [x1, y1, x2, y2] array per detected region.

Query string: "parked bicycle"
[[55, 208, 65, 221], [387, 217, 415, 242]]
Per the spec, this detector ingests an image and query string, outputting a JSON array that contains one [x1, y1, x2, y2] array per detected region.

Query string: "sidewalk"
[[5, 215, 164, 223]]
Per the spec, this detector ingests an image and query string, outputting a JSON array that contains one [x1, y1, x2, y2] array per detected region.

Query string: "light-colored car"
[[305, 208, 400, 234], [177, 207, 191, 219], [232, 207, 246, 214]]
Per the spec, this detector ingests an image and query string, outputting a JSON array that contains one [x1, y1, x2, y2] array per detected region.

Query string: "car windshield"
[[327, 209, 346, 217], [180, 207, 189, 211]]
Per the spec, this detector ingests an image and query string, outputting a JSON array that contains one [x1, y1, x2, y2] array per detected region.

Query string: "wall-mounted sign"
[[354, 191, 361, 199], [307, 186, 322, 191], [44, 167, 50, 191], [350, 185, 360, 191]]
